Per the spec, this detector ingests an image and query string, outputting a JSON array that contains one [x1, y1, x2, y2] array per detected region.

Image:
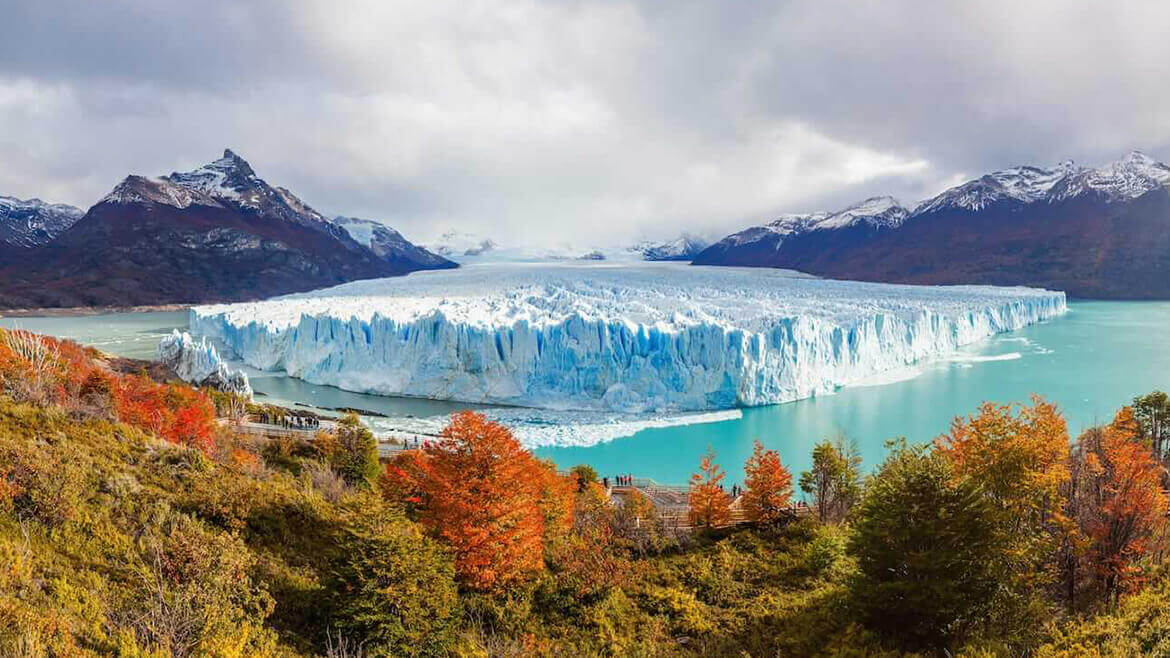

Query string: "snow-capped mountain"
[[102, 149, 351, 242], [425, 229, 711, 263], [916, 151, 1170, 213], [0, 196, 83, 248], [331, 216, 455, 270], [0, 150, 440, 309], [631, 234, 711, 261], [695, 151, 1170, 298], [706, 196, 910, 253]]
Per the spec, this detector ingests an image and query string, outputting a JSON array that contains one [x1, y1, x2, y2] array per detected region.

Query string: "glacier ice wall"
[[156, 329, 252, 397], [189, 263, 1067, 412]]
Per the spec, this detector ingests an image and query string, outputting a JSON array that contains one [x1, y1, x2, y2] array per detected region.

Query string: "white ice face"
[[156, 329, 252, 397], [190, 263, 1066, 413]]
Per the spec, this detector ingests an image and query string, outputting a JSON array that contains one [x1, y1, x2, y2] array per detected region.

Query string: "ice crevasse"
[[189, 263, 1067, 413]]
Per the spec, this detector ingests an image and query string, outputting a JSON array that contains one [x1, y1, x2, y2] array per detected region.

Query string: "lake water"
[[4, 301, 1167, 489]]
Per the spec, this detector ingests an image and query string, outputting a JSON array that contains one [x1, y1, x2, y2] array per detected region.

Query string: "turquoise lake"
[[4, 301, 1167, 490]]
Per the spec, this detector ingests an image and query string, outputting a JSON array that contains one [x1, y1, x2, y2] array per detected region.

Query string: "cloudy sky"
[[2, 1, 1169, 247]]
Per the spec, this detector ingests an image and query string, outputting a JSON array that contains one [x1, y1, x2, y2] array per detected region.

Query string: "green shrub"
[[327, 497, 459, 657]]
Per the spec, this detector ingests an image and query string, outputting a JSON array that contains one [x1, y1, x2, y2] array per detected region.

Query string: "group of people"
[[601, 475, 750, 500], [274, 415, 320, 431], [604, 474, 637, 488]]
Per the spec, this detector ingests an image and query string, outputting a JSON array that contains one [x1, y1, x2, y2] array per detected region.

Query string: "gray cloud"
[[1, 0, 1169, 246]]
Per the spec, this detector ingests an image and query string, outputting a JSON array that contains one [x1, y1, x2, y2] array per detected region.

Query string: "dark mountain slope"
[[694, 152, 1170, 299], [0, 151, 451, 308]]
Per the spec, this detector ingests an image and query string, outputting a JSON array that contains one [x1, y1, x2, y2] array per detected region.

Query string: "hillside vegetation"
[[0, 328, 1167, 657]]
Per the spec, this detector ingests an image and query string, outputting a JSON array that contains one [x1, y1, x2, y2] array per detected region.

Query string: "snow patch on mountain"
[[0, 195, 84, 247], [332, 216, 454, 268], [710, 150, 1170, 254], [631, 234, 711, 261], [189, 263, 1066, 414]]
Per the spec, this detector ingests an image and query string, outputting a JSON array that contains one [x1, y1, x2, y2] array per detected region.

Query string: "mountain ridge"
[[0, 150, 452, 309], [0, 195, 84, 248], [694, 151, 1170, 299]]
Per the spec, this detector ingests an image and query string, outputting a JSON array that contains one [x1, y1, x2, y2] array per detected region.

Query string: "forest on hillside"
[[0, 328, 1167, 657]]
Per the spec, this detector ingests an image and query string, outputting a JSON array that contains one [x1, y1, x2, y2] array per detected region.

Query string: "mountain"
[[422, 229, 710, 263], [0, 195, 83, 248], [631, 234, 711, 261], [0, 150, 448, 309], [331, 216, 455, 270], [694, 151, 1170, 299]]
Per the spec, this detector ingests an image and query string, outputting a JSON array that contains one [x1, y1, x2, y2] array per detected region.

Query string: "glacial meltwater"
[[4, 301, 1168, 490]]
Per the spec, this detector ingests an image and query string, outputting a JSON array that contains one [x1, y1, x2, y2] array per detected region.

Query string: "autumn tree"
[[381, 411, 572, 592], [611, 488, 668, 556], [569, 464, 599, 492], [741, 440, 793, 524], [546, 481, 629, 599], [850, 442, 1006, 652], [688, 446, 731, 529], [1085, 408, 1167, 599], [799, 435, 862, 523], [936, 396, 1070, 593]]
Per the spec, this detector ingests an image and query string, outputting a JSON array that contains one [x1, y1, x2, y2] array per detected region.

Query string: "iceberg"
[[189, 263, 1066, 413], [156, 329, 252, 397]]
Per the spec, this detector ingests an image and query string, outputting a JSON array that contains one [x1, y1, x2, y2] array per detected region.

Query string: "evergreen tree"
[[850, 442, 1005, 652]]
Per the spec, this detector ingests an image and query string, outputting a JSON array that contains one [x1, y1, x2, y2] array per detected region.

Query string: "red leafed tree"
[[113, 375, 217, 453], [164, 384, 217, 453], [1089, 407, 1168, 597], [742, 440, 794, 523], [385, 411, 570, 591], [113, 373, 169, 436], [689, 446, 731, 529]]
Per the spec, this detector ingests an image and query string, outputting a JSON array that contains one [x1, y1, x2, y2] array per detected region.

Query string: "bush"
[[318, 414, 380, 488], [328, 499, 459, 657], [850, 442, 1008, 652]]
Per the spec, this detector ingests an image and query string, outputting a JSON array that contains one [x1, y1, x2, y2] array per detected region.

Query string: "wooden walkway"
[[222, 417, 440, 459]]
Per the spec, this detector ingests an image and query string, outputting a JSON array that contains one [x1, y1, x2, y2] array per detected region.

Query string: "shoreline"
[[0, 303, 191, 318]]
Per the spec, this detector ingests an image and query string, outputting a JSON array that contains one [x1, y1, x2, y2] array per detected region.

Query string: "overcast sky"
[[2, 1, 1169, 246]]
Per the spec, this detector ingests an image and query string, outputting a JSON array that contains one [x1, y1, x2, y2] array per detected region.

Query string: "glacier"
[[156, 329, 252, 397], [189, 263, 1067, 413]]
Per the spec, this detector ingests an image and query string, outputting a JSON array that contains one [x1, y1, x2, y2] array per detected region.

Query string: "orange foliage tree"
[[936, 396, 1070, 524], [1086, 407, 1168, 597], [688, 446, 731, 529], [936, 397, 1071, 590], [741, 440, 793, 523], [382, 411, 574, 592]]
